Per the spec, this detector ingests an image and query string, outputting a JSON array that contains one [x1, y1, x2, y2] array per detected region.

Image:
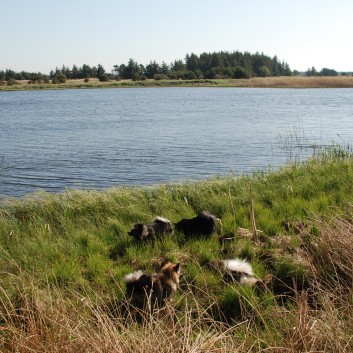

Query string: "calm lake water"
[[0, 87, 352, 198]]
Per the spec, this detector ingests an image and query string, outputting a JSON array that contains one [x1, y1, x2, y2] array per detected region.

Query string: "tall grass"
[[226, 76, 353, 88], [1, 149, 353, 351]]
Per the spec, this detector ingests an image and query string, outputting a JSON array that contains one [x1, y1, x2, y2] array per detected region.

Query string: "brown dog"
[[124, 261, 181, 309]]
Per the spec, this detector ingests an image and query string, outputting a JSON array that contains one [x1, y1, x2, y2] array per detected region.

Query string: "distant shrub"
[[168, 72, 179, 80], [258, 66, 271, 77], [183, 70, 197, 80], [132, 72, 146, 81], [6, 79, 18, 86], [28, 74, 49, 84], [84, 77, 90, 83], [320, 68, 338, 76], [52, 73, 67, 84], [205, 67, 223, 79], [233, 66, 251, 79], [98, 74, 110, 82], [153, 73, 169, 80]]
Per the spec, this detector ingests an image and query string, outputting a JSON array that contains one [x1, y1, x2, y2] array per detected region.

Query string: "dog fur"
[[175, 211, 217, 236], [124, 261, 181, 309], [128, 216, 173, 241], [222, 258, 258, 285]]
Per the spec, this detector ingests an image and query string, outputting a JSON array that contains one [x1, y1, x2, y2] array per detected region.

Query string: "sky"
[[2, 0, 353, 74]]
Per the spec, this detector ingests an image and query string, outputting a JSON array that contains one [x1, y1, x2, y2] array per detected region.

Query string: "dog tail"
[[153, 216, 171, 224], [124, 270, 144, 284], [222, 258, 254, 276], [222, 258, 258, 285]]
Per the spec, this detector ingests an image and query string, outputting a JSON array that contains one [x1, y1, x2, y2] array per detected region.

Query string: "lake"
[[0, 87, 352, 198]]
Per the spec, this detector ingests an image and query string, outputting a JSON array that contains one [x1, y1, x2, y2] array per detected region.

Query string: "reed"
[[225, 76, 353, 88]]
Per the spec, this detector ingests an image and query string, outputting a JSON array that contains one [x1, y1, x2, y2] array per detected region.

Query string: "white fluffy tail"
[[124, 270, 144, 283], [222, 258, 254, 276], [154, 216, 171, 224]]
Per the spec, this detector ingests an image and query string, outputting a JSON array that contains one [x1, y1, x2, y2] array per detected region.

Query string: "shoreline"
[[1, 76, 353, 91]]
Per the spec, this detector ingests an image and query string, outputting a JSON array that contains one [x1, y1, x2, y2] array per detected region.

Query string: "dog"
[[222, 258, 258, 285], [175, 211, 218, 237], [124, 261, 181, 309], [128, 216, 173, 241]]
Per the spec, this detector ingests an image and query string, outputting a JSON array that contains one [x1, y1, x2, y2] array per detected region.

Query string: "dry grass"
[[0, 284, 248, 353], [226, 76, 353, 88], [292, 216, 353, 352]]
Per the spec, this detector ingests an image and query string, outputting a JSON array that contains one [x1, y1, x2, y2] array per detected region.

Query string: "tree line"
[[0, 64, 107, 85], [305, 66, 340, 77], [0, 51, 349, 85], [114, 51, 292, 80]]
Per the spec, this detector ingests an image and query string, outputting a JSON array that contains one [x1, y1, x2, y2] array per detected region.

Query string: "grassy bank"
[[1, 148, 353, 352], [2, 76, 353, 91]]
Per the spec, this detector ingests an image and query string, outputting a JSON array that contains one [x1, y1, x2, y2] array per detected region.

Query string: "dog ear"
[[173, 263, 180, 273]]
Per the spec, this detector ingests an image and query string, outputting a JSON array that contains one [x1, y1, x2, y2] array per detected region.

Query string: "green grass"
[[1, 149, 353, 351]]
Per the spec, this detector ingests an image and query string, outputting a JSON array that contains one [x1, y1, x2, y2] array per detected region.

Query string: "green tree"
[[72, 65, 80, 79], [306, 67, 317, 77], [170, 60, 186, 72], [160, 61, 170, 75], [320, 68, 338, 76], [5, 69, 16, 81], [185, 53, 200, 71], [145, 61, 160, 79], [120, 59, 142, 79], [81, 64, 92, 79], [96, 64, 106, 80]]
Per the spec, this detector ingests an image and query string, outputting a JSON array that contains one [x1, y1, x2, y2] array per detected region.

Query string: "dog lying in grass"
[[124, 261, 181, 309], [128, 216, 173, 241], [222, 258, 258, 285], [175, 211, 218, 237]]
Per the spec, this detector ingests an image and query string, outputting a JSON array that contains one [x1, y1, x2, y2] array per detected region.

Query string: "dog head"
[[161, 262, 181, 286]]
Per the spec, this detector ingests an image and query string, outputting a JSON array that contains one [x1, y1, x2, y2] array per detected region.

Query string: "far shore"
[[1, 76, 353, 91]]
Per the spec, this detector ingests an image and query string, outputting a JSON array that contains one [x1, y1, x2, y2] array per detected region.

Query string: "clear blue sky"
[[2, 0, 353, 74]]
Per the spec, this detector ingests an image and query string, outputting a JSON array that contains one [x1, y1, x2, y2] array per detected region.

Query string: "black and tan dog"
[[124, 261, 181, 309], [175, 211, 218, 237], [128, 216, 173, 241]]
